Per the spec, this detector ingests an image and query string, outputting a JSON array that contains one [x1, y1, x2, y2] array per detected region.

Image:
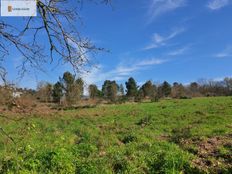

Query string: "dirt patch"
[[156, 134, 169, 141], [181, 135, 232, 173], [0, 102, 56, 118]]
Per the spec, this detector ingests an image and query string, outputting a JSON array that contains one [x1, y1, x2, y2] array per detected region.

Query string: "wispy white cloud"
[[143, 27, 186, 50], [207, 0, 230, 10], [167, 46, 189, 56], [136, 58, 166, 66], [147, 0, 186, 22], [82, 58, 167, 87], [214, 45, 232, 58], [213, 76, 225, 81]]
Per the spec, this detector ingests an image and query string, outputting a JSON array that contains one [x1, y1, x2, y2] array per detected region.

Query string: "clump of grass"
[[136, 115, 152, 127], [112, 155, 128, 173], [120, 135, 137, 144], [145, 143, 200, 174], [170, 126, 192, 144]]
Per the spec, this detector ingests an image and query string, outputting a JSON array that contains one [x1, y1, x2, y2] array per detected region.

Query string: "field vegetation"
[[0, 97, 231, 173]]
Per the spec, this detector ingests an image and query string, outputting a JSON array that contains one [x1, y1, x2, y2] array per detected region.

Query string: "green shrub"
[[145, 143, 199, 174], [111, 154, 129, 174], [0, 157, 17, 173], [31, 149, 75, 173], [170, 127, 192, 144], [75, 159, 99, 174], [136, 115, 152, 127], [72, 143, 97, 158], [121, 135, 137, 144]]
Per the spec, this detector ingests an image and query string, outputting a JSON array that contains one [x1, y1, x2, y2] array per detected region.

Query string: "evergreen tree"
[[161, 81, 171, 97], [102, 80, 111, 98], [62, 71, 75, 87], [52, 82, 63, 103], [140, 80, 156, 98], [102, 80, 118, 101], [125, 77, 138, 97]]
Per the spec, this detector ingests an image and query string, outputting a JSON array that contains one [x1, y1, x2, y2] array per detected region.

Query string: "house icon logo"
[[8, 5, 12, 12]]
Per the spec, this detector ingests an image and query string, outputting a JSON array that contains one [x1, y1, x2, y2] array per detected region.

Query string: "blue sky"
[[2, 0, 232, 90]]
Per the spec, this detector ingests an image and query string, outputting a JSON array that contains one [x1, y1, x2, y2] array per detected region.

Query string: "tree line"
[[35, 71, 232, 105]]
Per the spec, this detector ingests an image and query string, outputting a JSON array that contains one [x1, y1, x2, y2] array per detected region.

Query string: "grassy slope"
[[0, 97, 232, 173]]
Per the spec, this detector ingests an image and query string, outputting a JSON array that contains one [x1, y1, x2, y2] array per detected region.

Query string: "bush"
[[145, 143, 200, 174], [0, 86, 13, 106], [75, 159, 99, 174], [38, 149, 75, 173], [72, 143, 97, 158], [136, 115, 152, 127], [121, 135, 137, 144], [170, 127, 192, 144], [151, 96, 159, 102], [180, 96, 191, 99]]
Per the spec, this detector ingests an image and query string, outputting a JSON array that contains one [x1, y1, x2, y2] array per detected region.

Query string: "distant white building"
[[12, 91, 23, 98]]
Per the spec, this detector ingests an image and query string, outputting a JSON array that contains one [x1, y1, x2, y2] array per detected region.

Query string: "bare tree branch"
[[0, 0, 109, 78]]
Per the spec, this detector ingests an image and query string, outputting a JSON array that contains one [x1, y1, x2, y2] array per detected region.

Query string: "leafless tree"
[[0, 0, 111, 82], [0, 0, 111, 148]]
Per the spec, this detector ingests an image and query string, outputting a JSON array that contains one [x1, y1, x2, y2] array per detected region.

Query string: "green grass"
[[0, 97, 232, 173]]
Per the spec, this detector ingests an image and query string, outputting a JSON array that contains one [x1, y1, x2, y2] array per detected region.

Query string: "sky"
[[2, 0, 232, 91]]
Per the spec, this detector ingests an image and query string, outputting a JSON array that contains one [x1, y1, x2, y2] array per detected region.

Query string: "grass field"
[[0, 97, 232, 173]]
